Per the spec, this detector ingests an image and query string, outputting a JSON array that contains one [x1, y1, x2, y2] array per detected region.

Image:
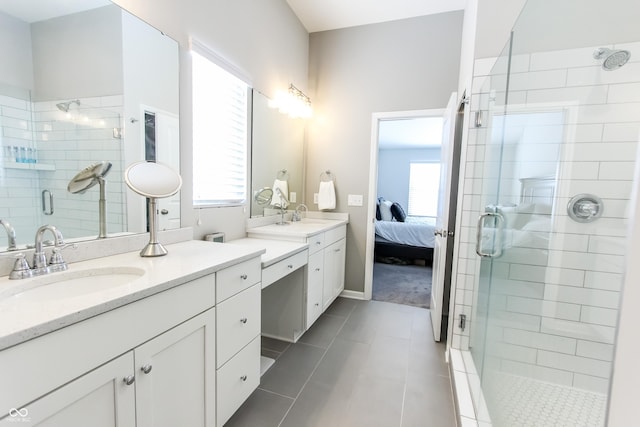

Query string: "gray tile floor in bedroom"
[[225, 297, 456, 427]]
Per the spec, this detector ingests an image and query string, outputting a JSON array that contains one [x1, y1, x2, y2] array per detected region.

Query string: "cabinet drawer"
[[325, 224, 346, 246], [262, 249, 308, 288], [307, 233, 325, 254], [216, 284, 261, 368], [216, 336, 260, 427], [216, 257, 261, 303]]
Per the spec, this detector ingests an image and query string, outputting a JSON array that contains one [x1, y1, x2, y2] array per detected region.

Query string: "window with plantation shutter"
[[191, 45, 249, 206], [407, 162, 440, 217]]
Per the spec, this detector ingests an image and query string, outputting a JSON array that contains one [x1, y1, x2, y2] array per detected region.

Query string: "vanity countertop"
[[226, 238, 308, 268], [0, 240, 265, 351], [246, 217, 347, 241]]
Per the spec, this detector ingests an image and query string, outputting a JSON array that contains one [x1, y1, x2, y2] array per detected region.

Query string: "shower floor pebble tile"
[[485, 372, 607, 427]]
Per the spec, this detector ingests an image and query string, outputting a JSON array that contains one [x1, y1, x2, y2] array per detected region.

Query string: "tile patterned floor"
[[485, 372, 607, 427], [225, 297, 456, 427]]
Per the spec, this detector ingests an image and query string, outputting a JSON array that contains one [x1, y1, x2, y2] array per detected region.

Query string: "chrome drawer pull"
[[141, 364, 153, 374], [240, 274, 248, 280], [287, 264, 294, 269], [123, 375, 135, 386], [240, 375, 247, 382], [240, 318, 248, 324]]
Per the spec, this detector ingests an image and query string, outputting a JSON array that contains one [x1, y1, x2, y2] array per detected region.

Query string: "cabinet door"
[[3, 353, 136, 427], [306, 251, 324, 328], [323, 239, 346, 310], [135, 309, 215, 427]]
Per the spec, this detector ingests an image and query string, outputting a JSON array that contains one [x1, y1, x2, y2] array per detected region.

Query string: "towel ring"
[[320, 170, 334, 182], [276, 169, 289, 180]]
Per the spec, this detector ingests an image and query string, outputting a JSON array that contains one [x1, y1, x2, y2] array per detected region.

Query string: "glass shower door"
[[470, 0, 640, 425]]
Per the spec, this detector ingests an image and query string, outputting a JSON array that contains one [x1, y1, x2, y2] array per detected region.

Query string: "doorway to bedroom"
[[370, 110, 444, 309]]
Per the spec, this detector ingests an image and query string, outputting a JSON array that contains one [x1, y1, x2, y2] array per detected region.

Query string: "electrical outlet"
[[289, 192, 296, 203], [313, 193, 318, 204], [347, 194, 363, 206]]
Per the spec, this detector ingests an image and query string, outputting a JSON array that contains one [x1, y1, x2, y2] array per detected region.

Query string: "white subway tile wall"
[[453, 41, 640, 396], [0, 94, 125, 246]]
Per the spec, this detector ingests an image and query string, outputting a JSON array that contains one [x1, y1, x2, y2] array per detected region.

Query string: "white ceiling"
[[286, 0, 467, 33], [0, 0, 110, 23], [378, 117, 443, 150], [2, 0, 467, 31]]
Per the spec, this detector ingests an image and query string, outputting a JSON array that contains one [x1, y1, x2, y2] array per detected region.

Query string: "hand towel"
[[272, 179, 289, 208], [318, 180, 336, 210]]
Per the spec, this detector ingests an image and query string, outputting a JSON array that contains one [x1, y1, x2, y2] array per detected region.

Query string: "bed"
[[374, 216, 435, 265]]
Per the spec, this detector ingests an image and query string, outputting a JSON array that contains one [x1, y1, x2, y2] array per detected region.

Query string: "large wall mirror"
[[250, 90, 305, 217], [0, 0, 179, 251]]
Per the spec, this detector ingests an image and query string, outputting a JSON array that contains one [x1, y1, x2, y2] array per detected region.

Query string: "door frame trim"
[[364, 108, 444, 301]]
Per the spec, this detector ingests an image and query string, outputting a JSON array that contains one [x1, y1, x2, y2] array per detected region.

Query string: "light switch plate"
[[348, 194, 363, 206], [289, 192, 296, 203], [313, 193, 318, 204]]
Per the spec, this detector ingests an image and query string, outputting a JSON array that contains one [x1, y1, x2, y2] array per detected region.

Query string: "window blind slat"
[[192, 51, 248, 206]]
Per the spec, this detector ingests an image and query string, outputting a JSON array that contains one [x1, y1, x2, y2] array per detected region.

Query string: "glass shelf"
[[2, 161, 55, 171]]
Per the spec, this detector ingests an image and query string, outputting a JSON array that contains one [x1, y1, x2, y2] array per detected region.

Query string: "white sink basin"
[[0, 267, 146, 304], [296, 218, 333, 225]]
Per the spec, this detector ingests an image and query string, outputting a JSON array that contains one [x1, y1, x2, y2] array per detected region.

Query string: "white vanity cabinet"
[[246, 219, 347, 332], [214, 258, 261, 427], [0, 274, 217, 427], [306, 224, 346, 327], [11, 309, 215, 427]]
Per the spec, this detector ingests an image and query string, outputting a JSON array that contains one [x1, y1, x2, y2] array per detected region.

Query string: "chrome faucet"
[[9, 225, 69, 279], [292, 204, 308, 222], [32, 225, 67, 275], [0, 219, 17, 251]]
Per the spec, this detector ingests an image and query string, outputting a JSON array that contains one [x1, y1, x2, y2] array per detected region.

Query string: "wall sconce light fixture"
[[270, 84, 312, 118]]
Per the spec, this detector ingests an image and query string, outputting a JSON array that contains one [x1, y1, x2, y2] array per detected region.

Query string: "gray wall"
[[307, 12, 464, 293], [113, 0, 309, 241], [31, 6, 123, 101], [0, 12, 33, 92], [377, 147, 441, 211]]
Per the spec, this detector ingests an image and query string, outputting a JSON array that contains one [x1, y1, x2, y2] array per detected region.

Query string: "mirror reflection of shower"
[[593, 47, 631, 70]]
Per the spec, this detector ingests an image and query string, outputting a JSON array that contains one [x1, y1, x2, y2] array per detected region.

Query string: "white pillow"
[[379, 200, 393, 221]]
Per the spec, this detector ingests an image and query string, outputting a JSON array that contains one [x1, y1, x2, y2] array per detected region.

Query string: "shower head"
[[56, 99, 80, 112], [593, 48, 631, 71]]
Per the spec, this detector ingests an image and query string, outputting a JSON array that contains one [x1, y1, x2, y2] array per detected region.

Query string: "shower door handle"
[[475, 212, 504, 258], [42, 190, 54, 216]]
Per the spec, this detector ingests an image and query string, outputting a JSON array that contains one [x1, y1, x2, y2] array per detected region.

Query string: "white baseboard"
[[340, 290, 366, 300]]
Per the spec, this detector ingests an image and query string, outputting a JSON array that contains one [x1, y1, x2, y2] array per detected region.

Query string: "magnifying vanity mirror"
[[254, 187, 274, 206], [250, 90, 305, 217], [0, 0, 179, 251], [125, 161, 182, 257], [68, 161, 113, 239]]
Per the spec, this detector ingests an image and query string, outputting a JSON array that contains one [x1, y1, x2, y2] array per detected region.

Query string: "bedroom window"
[[191, 42, 250, 207], [407, 161, 440, 217]]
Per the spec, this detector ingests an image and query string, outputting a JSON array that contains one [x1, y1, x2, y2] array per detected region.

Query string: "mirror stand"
[[140, 197, 167, 257]]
